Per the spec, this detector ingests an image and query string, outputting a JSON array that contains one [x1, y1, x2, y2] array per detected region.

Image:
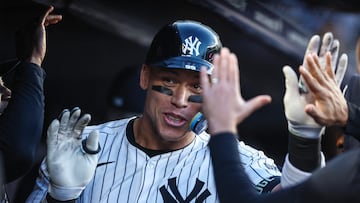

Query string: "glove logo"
[[182, 36, 202, 56], [160, 177, 211, 203]]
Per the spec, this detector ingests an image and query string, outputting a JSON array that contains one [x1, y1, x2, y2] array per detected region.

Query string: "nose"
[[170, 86, 189, 108]]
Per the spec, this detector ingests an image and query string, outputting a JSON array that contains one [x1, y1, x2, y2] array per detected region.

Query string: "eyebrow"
[[157, 68, 200, 79]]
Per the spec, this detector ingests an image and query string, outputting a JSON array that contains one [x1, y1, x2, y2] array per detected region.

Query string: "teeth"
[[168, 115, 181, 121]]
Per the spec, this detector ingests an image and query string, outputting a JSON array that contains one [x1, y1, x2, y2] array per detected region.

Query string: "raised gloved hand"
[[283, 32, 347, 138], [47, 107, 100, 201], [298, 32, 346, 93]]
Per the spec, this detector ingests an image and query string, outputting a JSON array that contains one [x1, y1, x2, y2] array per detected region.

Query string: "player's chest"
[[89, 148, 219, 202]]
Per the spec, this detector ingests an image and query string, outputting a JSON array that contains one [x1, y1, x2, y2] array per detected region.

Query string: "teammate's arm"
[[344, 74, 360, 140]]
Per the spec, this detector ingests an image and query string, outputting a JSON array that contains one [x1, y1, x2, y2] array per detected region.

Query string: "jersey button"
[[148, 162, 155, 168]]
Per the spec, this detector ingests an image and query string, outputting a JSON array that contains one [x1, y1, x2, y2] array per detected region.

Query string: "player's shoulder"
[[83, 117, 135, 134]]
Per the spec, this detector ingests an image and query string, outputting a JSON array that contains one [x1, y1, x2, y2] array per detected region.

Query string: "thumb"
[[86, 130, 99, 152], [283, 65, 299, 97]]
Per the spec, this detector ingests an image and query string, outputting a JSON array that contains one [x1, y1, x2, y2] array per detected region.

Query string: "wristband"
[[281, 153, 325, 188], [48, 183, 84, 201], [288, 121, 323, 139]]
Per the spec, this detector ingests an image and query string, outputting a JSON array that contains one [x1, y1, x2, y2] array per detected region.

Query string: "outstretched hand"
[[284, 32, 348, 129], [299, 32, 346, 93], [300, 53, 348, 126], [47, 107, 99, 201], [15, 5, 62, 66], [200, 48, 271, 135]]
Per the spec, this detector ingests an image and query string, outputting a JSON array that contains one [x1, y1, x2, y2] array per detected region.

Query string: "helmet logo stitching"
[[182, 36, 201, 56]]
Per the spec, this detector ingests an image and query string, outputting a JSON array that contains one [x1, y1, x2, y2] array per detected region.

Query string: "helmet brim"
[[147, 56, 213, 74]]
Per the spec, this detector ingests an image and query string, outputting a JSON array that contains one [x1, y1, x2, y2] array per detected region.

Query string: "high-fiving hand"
[[47, 107, 99, 201], [283, 32, 348, 138], [200, 48, 271, 135]]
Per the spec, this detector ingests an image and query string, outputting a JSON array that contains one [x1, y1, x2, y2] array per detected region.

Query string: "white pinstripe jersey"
[[26, 117, 281, 203]]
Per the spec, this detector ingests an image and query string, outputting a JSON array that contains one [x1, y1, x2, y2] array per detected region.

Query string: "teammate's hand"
[[283, 32, 347, 138], [300, 53, 348, 127], [15, 5, 62, 66], [299, 32, 346, 93], [47, 107, 99, 201], [200, 48, 271, 135]]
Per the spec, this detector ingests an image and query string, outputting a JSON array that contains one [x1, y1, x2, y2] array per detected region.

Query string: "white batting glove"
[[283, 66, 322, 138], [299, 32, 346, 93], [285, 32, 347, 138], [46, 107, 100, 201]]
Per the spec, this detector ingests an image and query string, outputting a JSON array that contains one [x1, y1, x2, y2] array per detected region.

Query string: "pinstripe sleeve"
[[25, 158, 50, 202], [236, 139, 281, 193]]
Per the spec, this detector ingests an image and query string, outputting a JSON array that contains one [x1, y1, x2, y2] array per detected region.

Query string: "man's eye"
[[193, 84, 202, 92], [163, 78, 175, 84]]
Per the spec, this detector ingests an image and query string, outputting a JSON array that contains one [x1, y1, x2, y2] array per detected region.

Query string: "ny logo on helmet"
[[182, 36, 202, 56]]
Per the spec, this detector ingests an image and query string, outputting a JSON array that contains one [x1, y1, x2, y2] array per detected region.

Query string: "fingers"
[[57, 107, 90, 140], [303, 35, 320, 66], [218, 48, 230, 82], [58, 109, 70, 134], [302, 53, 339, 95], [239, 95, 271, 123], [84, 130, 100, 153], [210, 47, 238, 86], [39, 6, 62, 27], [41, 6, 54, 25], [68, 107, 81, 132], [319, 32, 334, 58], [200, 66, 210, 95], [324, 52, 336, 81], [47, 119, 60, 146], [301, 54, 325, 94], [335, 53, 348, 87], [44, 15, 63, 26], [73, 114, 91, 139], [229, 50, 240, 93], [330, 39, 339, 72]]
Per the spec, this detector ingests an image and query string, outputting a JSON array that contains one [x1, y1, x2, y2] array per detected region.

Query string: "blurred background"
[[0, 0, 359, 201]]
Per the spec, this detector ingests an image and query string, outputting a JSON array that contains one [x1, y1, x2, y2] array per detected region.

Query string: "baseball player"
[[25, 20, 342, 202], [26, 20, 281, 203]]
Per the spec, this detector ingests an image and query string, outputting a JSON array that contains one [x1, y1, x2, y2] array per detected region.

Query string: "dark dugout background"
[[0, 0, 359, 202]]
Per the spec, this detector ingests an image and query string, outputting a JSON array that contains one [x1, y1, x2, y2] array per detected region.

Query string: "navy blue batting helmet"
[[145, 20, 222, 74]]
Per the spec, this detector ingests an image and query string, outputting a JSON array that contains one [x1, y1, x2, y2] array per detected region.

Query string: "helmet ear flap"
[[145, 20, 222, 74]]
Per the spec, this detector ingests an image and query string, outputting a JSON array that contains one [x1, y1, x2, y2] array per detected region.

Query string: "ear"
[[356, 37, 360, 73], [140, 64, 150, 90]]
